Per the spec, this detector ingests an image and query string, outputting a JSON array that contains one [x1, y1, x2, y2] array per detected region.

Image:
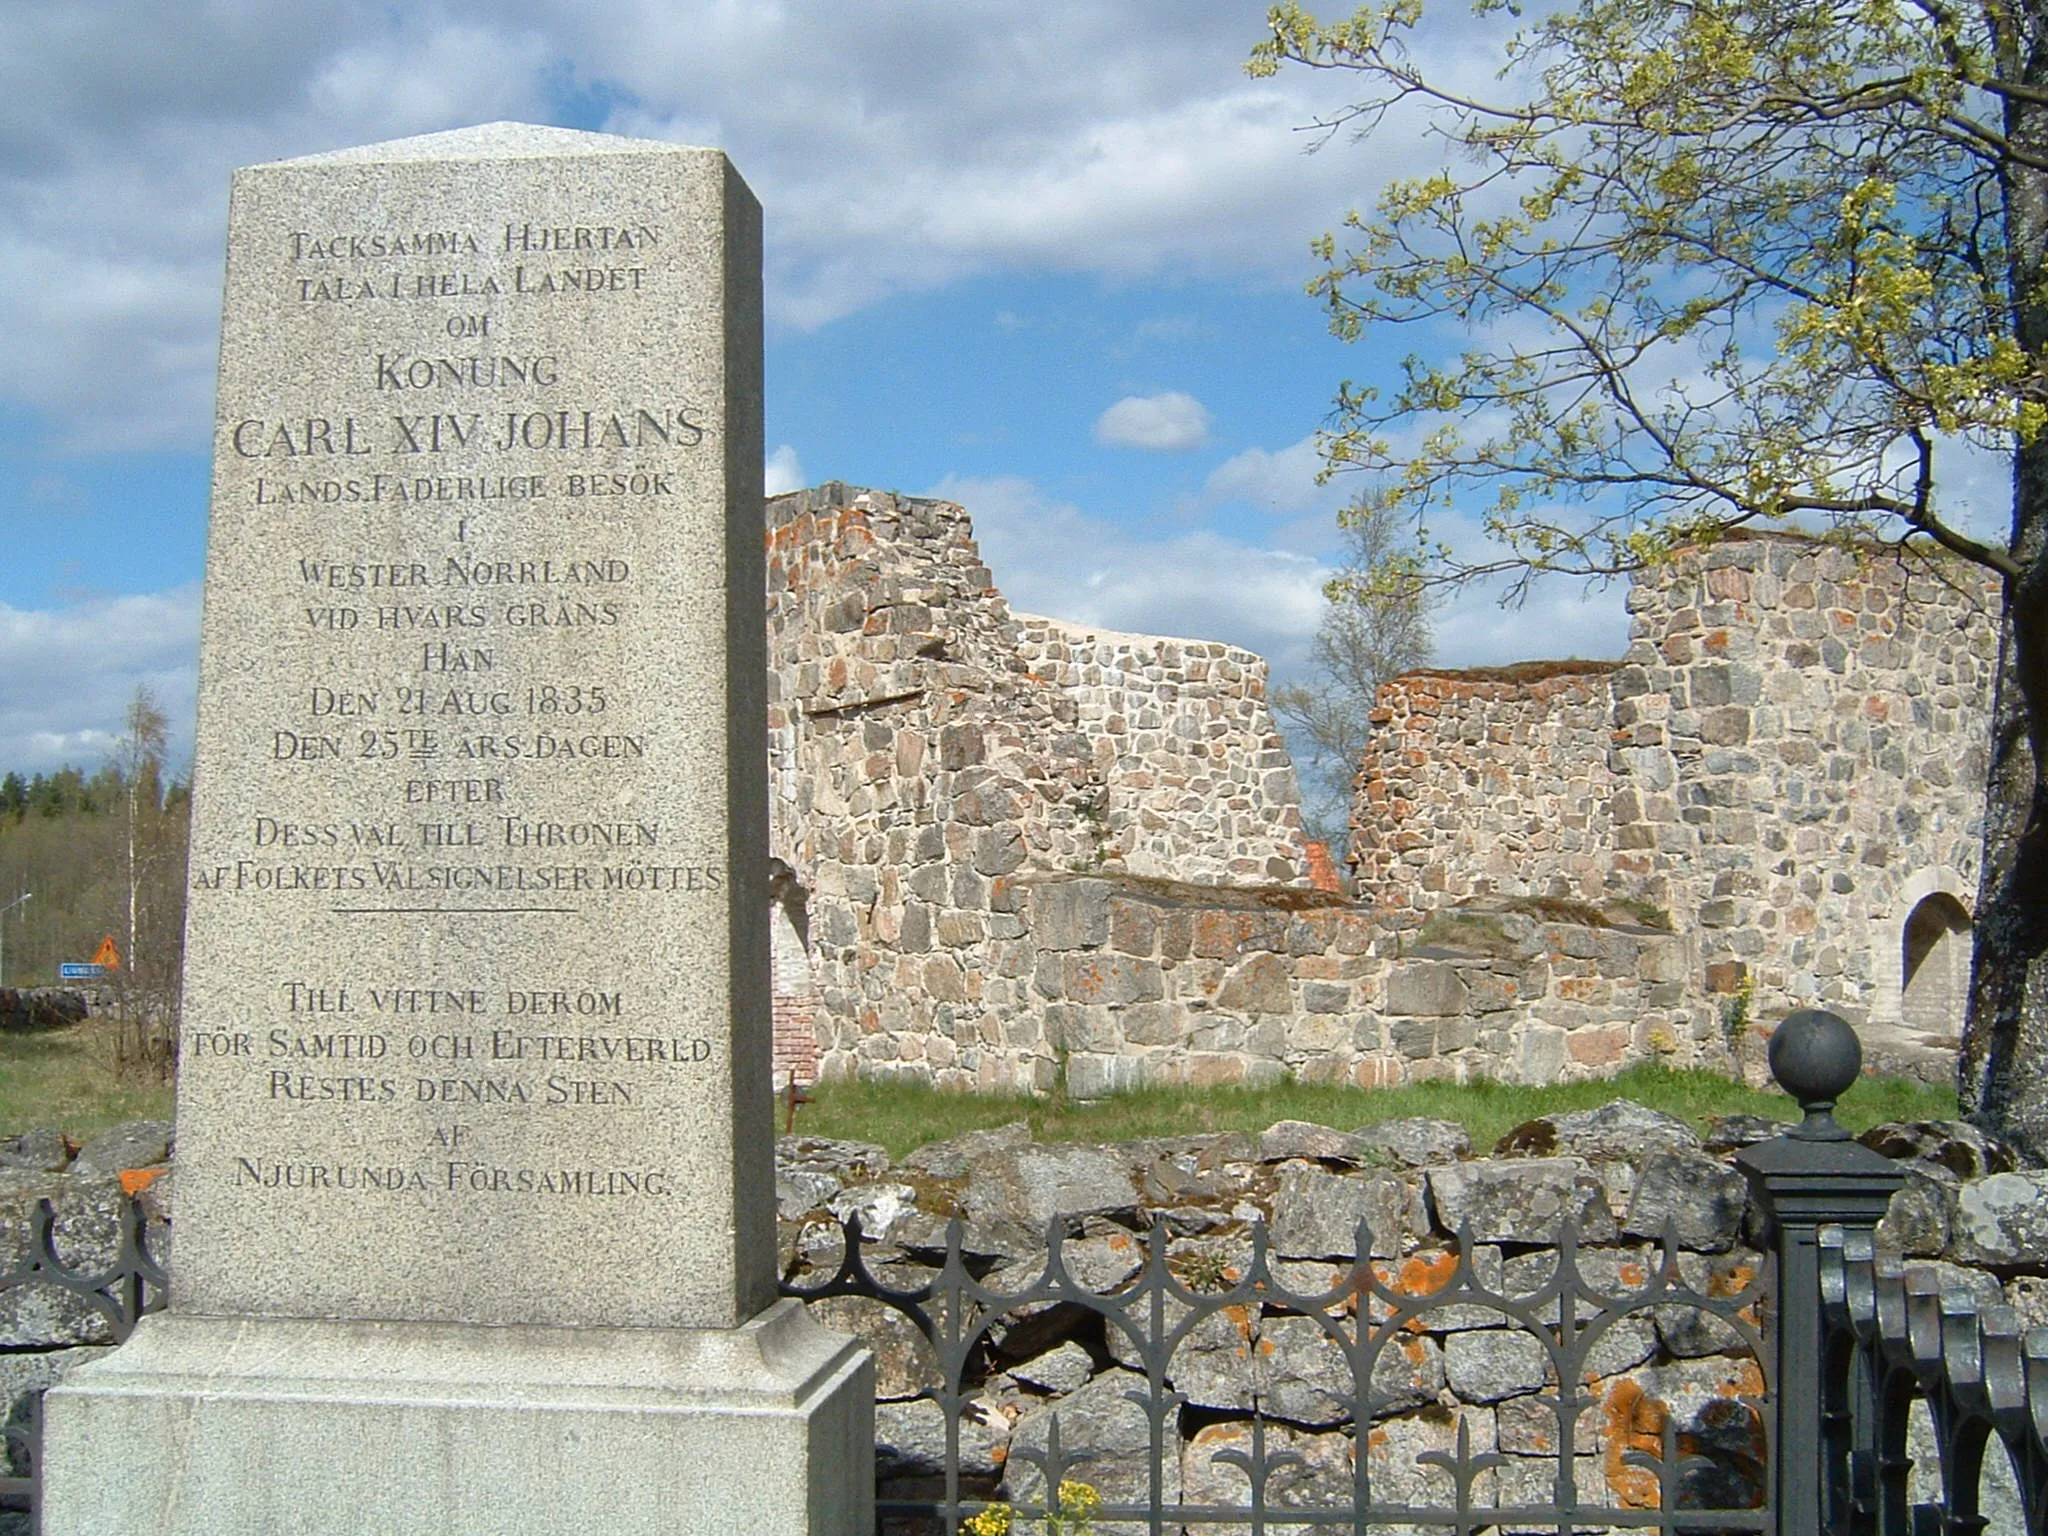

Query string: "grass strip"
[[793, 1064, 1960, 1161]]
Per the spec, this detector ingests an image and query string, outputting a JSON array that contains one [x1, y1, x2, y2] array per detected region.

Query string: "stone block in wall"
[[1356, 1118, 1470, 1168], [937, 721, 984, 769], [1365, 1411, 1500, 1504], [1065, 1053, 1148, 1099], [1464, 969, 1522, 1013], [1951, 1172, 2048, 1265], [1191, 908, 1291, 958], [1385, 962, 1470, 1017], [1044, 1003, 1120, 1054], [1301, 981, 1351, 1014], [935, 910, 985, 948], [946, 868, 987, 913], [1063, 954, 1164, 1007], [1621, 1151, 1747, 1252], [1437, 1016, 1479, 1053], [1445, 1329, 1552, 1404], [1118, 1001, 1185, 1047], [1285, 913, 1336, 956], [1270, 1163, 1422, 1259], [1429, 1159, 1617, 1244], [1180, 1421, 1353, 1522], [899, 903, 932, 953], [973, 825, 1026, 876], [1331, 911, 1378, 955], [1390, 1018, 1439, 1059], [922, 955, 969, 1002], [1567, 1026, 1628, 1068], [1028, 878, 1112, 950], [1246, 1017, 1291, 1059], [1109, 898, 1158, 956], [1498, 1390, 1599, 1456], [1006, 1369, 1178, 1511], [1286, 1013, 1354, 1054], [1874, 1169, 1954, 1258], [1517, 1025, 1570, 1085], [1185, 1053, 1276, 1088], [1497, 1100, 1703, 1162], [961, 1144, 1139, 1233], [1216, 952, 1293, 1015]]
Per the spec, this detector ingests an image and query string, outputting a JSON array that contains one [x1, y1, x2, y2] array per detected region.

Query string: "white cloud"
[[1094, 392, 1212, 453], [764, 444, 807, 496], [1431, 576, 1633, 672], [0, 5, 552, 448], [0, 1, 1391, 446], [927, 473, 1327, 671], [0, 588, 201, 774], [1197, 435, 1331, 514]]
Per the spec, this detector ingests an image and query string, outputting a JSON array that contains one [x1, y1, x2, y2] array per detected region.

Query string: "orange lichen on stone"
[[1709, 1262, 1758, 1298], [1380, 1250, 1459, 1302], [1601, 1379, 1667, 1509], [1715, 1360, 1767, 1399], [117, 1168, 165, 1195]]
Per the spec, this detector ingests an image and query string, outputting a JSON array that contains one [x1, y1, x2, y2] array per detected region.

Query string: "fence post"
[[1736, 1008, 1906, 1536]]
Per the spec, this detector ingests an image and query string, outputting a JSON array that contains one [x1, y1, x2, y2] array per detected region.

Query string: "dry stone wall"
[[773, 1106, 2037, 1526], [1352, 534, 2000, 1067], [11, 1110, 2032, 1527]]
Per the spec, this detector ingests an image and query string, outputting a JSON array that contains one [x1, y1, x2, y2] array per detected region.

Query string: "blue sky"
[[0, 0, 1635, 777]]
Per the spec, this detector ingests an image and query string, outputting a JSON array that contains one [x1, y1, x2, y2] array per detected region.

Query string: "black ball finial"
[[1768, 1008, 1862, 1141]]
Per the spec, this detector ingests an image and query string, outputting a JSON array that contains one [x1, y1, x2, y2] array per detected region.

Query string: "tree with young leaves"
[[1250, 0, 2048, 1157], [1275, 512, 1436, 847], [108, 686, 184, 1079]]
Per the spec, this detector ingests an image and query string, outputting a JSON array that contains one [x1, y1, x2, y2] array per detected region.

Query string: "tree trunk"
[[1962, 54, 2048, 1163], [1960, 497, 2048, 1162]]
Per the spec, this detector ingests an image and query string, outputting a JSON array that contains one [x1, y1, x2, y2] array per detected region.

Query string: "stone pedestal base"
[[40, 1300, 872, 1536]]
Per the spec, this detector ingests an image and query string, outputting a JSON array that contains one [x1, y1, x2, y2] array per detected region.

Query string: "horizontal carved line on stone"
[[804, 688, 927, 719]]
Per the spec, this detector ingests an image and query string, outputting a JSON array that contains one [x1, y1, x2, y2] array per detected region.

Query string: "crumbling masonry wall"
[[1010, 616, 1306, 885], [765, 484, 1312, 1087], [1351, 534, 2001, 1061], [1351, 663, 1622, 909]]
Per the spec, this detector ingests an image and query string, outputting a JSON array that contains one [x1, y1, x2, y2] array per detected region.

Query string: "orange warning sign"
[[91, 936, 120, 970]]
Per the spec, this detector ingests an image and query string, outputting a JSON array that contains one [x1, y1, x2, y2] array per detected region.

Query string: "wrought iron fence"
[[1818, 1225, 2048, 1533], [0, 1194, 167, 1527], [784, 1207, 1777, 1534]]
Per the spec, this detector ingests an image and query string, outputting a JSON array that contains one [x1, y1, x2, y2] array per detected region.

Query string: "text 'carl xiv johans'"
[[229, 409, 708, 458]]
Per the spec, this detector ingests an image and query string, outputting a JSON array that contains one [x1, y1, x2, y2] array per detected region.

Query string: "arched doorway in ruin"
[[1900, 890, 1973, 1040]]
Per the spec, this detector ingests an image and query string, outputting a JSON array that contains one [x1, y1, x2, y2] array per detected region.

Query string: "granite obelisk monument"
[[43, 123, 870, 1535]]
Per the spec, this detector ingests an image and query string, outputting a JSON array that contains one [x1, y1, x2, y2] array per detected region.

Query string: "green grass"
[[0, 1017, 1963, 1158], [0, 1020, 175, 1140], [792, 1064, 1960, 1162]]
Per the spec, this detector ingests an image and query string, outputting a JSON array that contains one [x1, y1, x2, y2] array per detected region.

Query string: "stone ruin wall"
[[1013, 874, 1707, 1096], [1010, 616, 1307, 886], [1351, 664, 1622, 910], [763, 483, 1734, 1093], [1351, 534, 2001, 1066], [764, 483, 1313, 1089]]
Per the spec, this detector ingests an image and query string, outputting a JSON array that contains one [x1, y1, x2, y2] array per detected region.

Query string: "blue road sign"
[[58, 963, 106, 981]]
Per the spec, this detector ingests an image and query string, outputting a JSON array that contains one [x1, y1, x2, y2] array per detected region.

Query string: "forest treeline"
[[0, 763, 190, 993], [0, 689, 189, 1079]]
